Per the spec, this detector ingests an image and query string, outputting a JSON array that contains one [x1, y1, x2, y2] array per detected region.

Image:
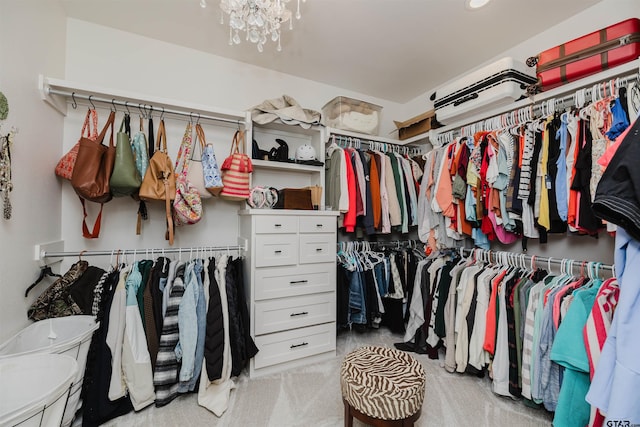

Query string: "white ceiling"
[[61, 0, 602, 104]]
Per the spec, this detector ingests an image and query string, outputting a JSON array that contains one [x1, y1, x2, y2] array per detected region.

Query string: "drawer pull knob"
[[274, 250, 282, 254], [316, 224, 323, 227], [316, 248, 323, 252], [290, 279, 308, 284], [274, 224, 282, 227], [290, 342, 308, 349], [290, 311, 309, 317]]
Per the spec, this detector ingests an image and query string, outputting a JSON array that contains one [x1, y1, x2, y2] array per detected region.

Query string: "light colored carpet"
[[102, 328, 553, 427]]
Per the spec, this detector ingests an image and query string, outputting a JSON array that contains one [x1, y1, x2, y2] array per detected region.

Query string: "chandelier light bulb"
[[200, 0, 207, 8]]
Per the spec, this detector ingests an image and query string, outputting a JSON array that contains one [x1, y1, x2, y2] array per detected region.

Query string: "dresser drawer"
[[255, 234, 298, 267], [254, 263, 336, 300], [254, 215, 298, 234], [253, 322, 336, 369], [299, 234, 335, 264], [254, 292, 336, 335], [299, 216, 336, 233]]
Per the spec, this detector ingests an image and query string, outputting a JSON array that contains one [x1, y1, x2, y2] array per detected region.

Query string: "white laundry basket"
[[0, 353, 78, 427], [0, 316, 99, 427]]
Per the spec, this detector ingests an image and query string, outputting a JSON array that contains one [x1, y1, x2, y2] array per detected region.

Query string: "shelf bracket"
[[39, 75, 67, 116]]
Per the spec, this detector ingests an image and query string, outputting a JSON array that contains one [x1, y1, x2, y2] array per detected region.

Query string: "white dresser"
[[239, 209, 339, 377]]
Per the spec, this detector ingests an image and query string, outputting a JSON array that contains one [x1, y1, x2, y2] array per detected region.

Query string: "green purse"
[[109, 113, 142, 197]]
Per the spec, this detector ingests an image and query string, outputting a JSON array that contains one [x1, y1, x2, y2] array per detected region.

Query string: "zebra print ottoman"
[[340, 346, 425, 426]]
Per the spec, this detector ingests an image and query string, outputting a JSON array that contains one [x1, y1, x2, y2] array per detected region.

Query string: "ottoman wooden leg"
[[343, 399, 354, 427]]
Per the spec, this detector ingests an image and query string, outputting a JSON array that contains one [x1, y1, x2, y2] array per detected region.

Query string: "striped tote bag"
[[220, 130, 252, 201]]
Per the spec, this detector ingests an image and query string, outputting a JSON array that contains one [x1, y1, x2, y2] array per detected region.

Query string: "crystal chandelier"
[[210, 0, 306, 53]]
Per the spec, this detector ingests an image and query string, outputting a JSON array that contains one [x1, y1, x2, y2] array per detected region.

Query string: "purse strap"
[[119, 113, 131, 137], [192, 124, 207, 161], [174, 122, 193, 177], [230, 130, 245, 155], [148, 116, 155, 156], [156, 119, 167, 153], [94, 111, 116, 148], [80, 198, 104, 239], [81, 108, 99, 140], [164, 180, 174, 245]]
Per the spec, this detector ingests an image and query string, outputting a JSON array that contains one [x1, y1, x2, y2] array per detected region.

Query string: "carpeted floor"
[[101, 327, 553, 427]]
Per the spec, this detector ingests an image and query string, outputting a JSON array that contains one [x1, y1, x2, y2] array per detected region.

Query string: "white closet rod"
[[337, 239, 423, 250], [330, 134, 421, 155], [48, 88, 245, 127], [41, 244, 246, 260], [460, 248, 614, 273]]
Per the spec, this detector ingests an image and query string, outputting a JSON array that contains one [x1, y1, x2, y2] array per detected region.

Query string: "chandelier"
[[205, 0, 306, 52]]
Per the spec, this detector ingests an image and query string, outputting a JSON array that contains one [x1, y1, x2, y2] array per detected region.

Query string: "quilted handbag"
[[55, 108, 98, 180], [139, 119, 176, 244], [220, 130, 253, 201], [173, 122, 203, 226], [186, 123, 212, 199], [109, 114, 142, 197]]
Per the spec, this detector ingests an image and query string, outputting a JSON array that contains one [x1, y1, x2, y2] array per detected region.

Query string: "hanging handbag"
[[139, 119, 176, 244], [71, 110, 116, 203], [109, 114, 142, 197], [132, 117, 150, 234], [220, 130, 253, 201], [173, 122, 203, 226], [55, 108, 98, 180], [186, 123, 212, 199], [200, 124, 224, 196], [70, 111, 116, 239]]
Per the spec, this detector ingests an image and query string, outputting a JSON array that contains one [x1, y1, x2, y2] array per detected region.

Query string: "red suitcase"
[[527, 18, 640, 92]]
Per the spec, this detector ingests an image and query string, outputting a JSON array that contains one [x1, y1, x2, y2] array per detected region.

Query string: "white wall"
[[401, 0, 640, 266], [0, 0, 67, 342], [65, 19, 406, 137]]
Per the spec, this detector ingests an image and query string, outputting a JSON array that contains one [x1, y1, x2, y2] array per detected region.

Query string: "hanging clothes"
[[587, 228, 640, 424], [81, 268, 134, 426]]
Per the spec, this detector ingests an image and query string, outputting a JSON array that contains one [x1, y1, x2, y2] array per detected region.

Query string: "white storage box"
[[322, 96, 382, 136], [433, 57, 537, 124]]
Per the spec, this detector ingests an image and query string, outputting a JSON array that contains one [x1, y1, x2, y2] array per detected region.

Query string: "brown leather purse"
[[70, 111, 116, 238], [71, 111, 116, 203], [139, 119, 176, 244]]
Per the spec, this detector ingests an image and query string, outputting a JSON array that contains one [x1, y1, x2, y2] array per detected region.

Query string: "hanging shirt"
[[368, 152, 382, 230], [325, 143, 346, 211], [398, 154, 418, 226], [551, 284, 600, 427], [343, 150, 357, 232], [555, 113, 569, 221], [384, 155, 402, 228], [538, 116, 553, 230], [373, 151, 391, 233], [123, 262, 155, 410], [587, 228, 640, 424]]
